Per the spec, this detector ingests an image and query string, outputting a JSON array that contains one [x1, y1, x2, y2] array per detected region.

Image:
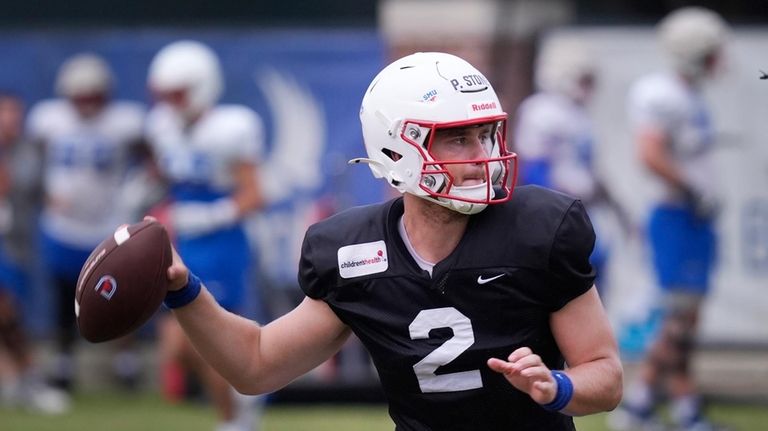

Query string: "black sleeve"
[[296, 202, 391, 302], [546, 199, 597, 310], [298, 228, 325, 300]]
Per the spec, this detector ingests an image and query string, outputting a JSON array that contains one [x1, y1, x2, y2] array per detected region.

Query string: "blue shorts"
[[0, 244, 26, 299], [177, 225, 252, 313], [40, 231, 93, 282], [648, 206, 716, 293]]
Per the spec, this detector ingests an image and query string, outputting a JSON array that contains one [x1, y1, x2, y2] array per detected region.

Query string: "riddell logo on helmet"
[[471, 102, 497, 112]]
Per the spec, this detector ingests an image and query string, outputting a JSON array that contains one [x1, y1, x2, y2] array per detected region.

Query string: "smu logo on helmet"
[[95, 276, 117, 300], [422, 89, 438, 102]]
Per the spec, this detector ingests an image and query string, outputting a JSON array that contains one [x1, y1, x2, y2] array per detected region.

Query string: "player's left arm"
[[229, 107, 267, 216], [487, 286, 622, 415], [548, 285, 623, 414], [488, 198, 622, 415]]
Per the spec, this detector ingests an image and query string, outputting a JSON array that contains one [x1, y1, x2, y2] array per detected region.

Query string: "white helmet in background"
[[535, 37, 596, 104], [658, 6, 729, 80], [148, 40, 223, 119], [56, 53, 113, 98], [354, 52, 517, 215]]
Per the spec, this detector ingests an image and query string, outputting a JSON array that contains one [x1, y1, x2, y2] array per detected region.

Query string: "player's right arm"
[[629, 76, 687, 192], [165, 241, 351, 395], [635, 109, 716, 217], [636, 126, 687, 190]]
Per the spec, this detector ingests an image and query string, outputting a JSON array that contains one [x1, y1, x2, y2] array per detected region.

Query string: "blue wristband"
[[540, 370, 574, 412], [164, 272, 202, 309]]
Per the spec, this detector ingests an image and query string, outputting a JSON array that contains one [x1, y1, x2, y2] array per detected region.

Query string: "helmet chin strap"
[[441, 198, 486, 215], [432, 182, 494, 215]]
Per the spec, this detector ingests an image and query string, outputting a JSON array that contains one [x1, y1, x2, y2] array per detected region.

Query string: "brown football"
[[75, 219, 172, 343]]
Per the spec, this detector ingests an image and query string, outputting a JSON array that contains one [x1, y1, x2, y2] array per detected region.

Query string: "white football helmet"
[[354, 52, 517, 215], [658, 7, 729, 80], [535, 38, 596, 103], [55, 53, 113, 98], [148, 40, 223, 118]]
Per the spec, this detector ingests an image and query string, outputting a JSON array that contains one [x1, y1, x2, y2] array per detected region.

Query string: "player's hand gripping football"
[[487, 347, 558, 405], [144, 216, 189, 292], [166, 243, 190, 292]]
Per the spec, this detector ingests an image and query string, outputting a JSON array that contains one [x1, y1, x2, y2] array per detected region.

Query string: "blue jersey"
[[146, 104, 264, 311], [27, 99, 146, 279], [628, 72, 718, 291]]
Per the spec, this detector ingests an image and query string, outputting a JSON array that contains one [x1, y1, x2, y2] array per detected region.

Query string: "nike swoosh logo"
[[477, 274, 505, 285]]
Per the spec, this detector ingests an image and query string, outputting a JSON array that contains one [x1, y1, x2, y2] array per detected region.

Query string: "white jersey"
[[514, 91, 597, 201], [627, 72, 716, 204], [145, 103, 264, 203], [27, 99, 145, 247]]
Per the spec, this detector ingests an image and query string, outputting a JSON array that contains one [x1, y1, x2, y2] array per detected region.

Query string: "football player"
[[608, 7, 730, 431], [0, 92, 70, 414], [145, 40, 266, 431], [26, 53, 148, 392], [158, 52, 622, 430], [514, 37, 626, 299]]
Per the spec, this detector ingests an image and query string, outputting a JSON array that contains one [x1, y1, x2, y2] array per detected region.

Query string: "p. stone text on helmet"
[[450, 74, 489, 92]]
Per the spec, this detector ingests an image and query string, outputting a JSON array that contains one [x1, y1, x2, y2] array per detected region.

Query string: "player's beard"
[[407, 192, 469, 226]]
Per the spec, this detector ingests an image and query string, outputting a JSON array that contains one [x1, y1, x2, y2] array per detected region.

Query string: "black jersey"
[[299, 185, 596, 431]]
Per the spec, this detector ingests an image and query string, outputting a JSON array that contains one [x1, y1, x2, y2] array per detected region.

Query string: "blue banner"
[[0, 27, 387, 330]]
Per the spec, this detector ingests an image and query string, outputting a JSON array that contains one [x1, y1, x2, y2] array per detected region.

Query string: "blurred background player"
[[26, 53, 149, 392], [609, 7, 730, 431], [145, 40, 266, 431], [0, 92, 70, 414], [514, 37, 625, 298]]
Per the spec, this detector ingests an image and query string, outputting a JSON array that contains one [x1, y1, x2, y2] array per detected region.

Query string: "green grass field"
[[2, 392, 766, 431]]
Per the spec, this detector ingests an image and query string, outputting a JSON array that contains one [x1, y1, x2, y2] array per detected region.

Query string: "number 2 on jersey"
[[409, 307, 482, 393]]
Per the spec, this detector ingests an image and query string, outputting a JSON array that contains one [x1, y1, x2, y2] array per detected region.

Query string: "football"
[[75, 219, 172, 343]]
